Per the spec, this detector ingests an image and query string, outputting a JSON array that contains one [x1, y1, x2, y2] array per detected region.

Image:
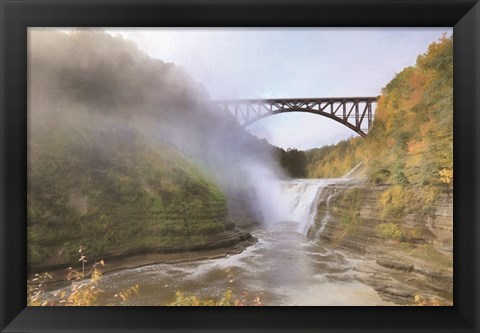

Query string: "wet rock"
[[377, 285, 415, 298], [224, 220, 236, 231], [412, 268, 453, 286], [340, 240, 366, 253], [376, 258, 414, 272], [414, 293, 452, 306], [400, 237, 428, 245]]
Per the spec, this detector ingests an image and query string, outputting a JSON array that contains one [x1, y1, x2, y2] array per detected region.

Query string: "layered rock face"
[[312, 181, 453, 305], [29, 191, 255, 273]]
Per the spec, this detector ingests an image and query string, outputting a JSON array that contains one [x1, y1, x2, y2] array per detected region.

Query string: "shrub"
[[377, 223, 404, 240], [438, 168, 453, 185], [379, 186, 408, 218], [166, 289, 262, 306], [27, 247, 139, 306]]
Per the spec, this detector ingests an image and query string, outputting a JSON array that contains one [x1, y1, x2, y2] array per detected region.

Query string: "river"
[[88, 178, 393, 306]]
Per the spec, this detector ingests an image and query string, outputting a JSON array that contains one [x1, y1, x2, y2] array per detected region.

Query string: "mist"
[[25, 28, 454, 307], [28, 29, 287, 225]]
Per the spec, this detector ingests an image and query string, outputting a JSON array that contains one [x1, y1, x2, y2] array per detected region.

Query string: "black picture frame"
[[1, 0, 479, 332]]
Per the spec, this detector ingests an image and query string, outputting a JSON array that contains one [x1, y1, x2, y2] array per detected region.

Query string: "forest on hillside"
[[305, 35, 453, 215]]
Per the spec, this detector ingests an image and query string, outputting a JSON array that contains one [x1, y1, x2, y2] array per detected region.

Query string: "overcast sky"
[[105, 28, 451, 150]]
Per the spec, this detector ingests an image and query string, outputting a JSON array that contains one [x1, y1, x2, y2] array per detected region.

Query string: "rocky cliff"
[[311, 181, 453, 305], [27, 30, 268, 274]]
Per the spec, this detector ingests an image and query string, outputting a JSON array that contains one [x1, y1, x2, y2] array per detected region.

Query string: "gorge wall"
[[311, 181, 453, 304], [27, 30, 270, 273], [301, 36, 453, 305]]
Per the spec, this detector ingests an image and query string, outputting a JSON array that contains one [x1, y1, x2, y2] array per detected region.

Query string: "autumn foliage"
[[366, 34, 453, 187], [306, 35, 453, 215]]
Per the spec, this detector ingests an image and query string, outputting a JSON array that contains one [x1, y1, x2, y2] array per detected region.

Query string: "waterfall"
[[272, 179, 332, 236], [314, 194, 333, 239]]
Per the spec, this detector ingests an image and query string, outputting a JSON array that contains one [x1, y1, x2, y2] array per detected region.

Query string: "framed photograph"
[[1, 0, 479, 332]]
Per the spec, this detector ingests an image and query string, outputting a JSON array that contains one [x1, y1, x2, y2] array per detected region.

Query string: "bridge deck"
[[213, 97, 379, 103]]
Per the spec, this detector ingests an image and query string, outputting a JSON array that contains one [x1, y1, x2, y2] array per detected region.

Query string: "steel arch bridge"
[[212, 97, 379, 137]]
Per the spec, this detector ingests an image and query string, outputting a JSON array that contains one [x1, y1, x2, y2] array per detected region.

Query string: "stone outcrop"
[[29, 192, 256, 274], [312, 181, 453, 305], [29, 229, 255, 283]]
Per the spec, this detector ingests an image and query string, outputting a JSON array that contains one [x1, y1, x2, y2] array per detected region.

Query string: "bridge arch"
[[212, 97, 378, 137]]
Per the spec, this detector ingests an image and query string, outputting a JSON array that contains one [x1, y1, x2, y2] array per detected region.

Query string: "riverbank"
[[30, 229, 256, 286], [314, 180, 453, 305]]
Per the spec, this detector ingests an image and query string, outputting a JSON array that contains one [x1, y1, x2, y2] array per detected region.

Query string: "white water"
[[50, 177, 393, 306], [270, 178, 347, 237], [315, 193, 333, 239], [93, 220, 393, 306]]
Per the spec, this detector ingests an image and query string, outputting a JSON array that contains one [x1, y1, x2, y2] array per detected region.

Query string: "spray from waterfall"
[[267, 179, 331, 237], [271, 178, 354, 239], [28, 28, 287, 226]]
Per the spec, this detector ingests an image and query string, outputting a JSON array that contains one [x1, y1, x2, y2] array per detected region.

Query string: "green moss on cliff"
[[28, 119, 228, 269]]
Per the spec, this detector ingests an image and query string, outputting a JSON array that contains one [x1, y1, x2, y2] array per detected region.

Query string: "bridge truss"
[[212, 97, 379, 137]]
